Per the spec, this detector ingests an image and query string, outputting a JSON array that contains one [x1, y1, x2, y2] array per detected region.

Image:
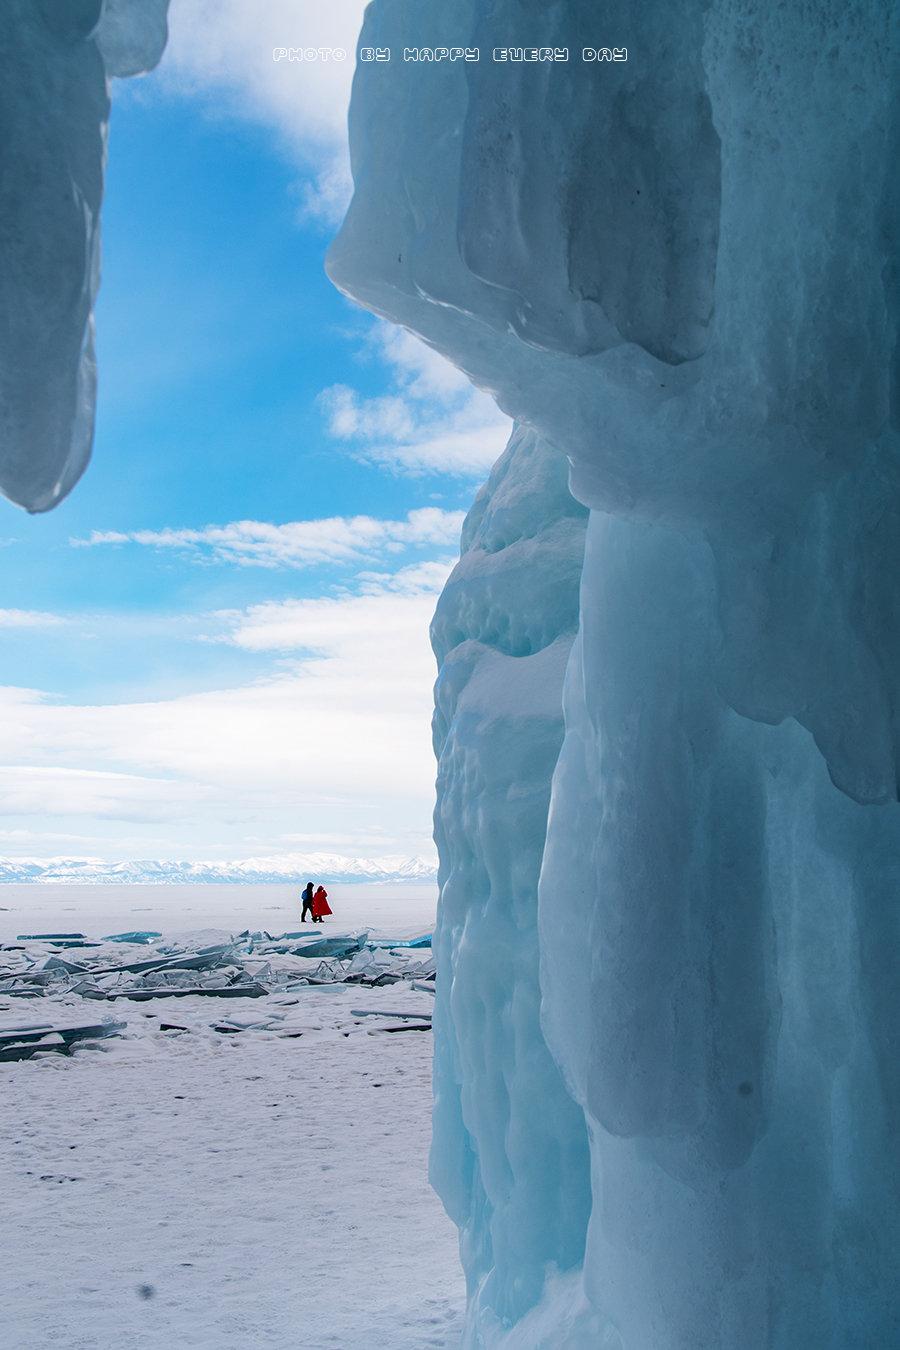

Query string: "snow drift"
[[328, 2, 900, 1346], [0, 0, 169, 512]]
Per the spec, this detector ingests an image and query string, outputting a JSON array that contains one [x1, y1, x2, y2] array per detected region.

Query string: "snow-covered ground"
[[0, 886, 463, 1349]]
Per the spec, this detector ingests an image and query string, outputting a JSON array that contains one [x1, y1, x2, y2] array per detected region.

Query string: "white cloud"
[[71, 507, 464, 569], [215, 560, 450, 655], [356, 560, 455, 595], [0, 560, 449, 859], [160, 0, 367, 223], [0, 766, 209, 823], [0, 610, 67, 629], [376, 327, 477, 402], [155, 8, 511, 466], [321, 325, 511, 476]]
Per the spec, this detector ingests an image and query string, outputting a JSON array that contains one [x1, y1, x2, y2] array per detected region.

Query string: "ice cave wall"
[[329, 0, 899, 1345], [430, 424, 591, 1333], [0, 0, 169, 513]]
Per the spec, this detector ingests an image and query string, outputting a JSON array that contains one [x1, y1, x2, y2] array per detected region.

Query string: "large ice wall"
[[0, 0, 169, 512], [329, 1, 900, 1345], [430, 425, 591, 1334]]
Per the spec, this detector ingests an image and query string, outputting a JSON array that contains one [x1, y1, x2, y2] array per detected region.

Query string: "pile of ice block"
[[0, 928, 435, 1004]]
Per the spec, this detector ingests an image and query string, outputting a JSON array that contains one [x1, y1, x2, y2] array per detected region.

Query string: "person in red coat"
[[312, 885, 332, 922]]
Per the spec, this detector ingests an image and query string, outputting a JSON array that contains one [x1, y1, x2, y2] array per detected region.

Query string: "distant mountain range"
[[0, 854, 438, 885]]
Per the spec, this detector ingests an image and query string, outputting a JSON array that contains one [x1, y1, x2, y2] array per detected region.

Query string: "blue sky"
[[0, 4, 509, 865]]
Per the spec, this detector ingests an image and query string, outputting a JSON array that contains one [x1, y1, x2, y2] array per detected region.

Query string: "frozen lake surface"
[[0, 882, 439, 944], [0, 884, 462, 1350]]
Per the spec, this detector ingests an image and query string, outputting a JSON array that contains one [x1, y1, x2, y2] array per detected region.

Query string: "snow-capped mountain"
[[0, 854, 438, 885]]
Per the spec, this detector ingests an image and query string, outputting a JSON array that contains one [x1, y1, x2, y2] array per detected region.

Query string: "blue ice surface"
[[278, 932, 369, 959], [367, 933, 432, 949], [101, 931, 162, 944], [17, 933, 86, 941]]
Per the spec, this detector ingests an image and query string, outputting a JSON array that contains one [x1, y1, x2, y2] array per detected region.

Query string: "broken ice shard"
[[101, 931, 162, 944]]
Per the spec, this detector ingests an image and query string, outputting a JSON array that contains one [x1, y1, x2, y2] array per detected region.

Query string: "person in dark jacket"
[[300, 881, 315, 923], [312, 885, 332, 922]]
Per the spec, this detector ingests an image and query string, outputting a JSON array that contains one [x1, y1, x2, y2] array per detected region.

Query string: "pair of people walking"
[[300, 881, 332, 923]]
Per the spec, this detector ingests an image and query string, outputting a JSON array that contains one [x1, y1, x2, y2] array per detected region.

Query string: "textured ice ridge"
[[329, 1, 900, 1346], [429, 425, 591, 1334], [0, 0, 169, 512]]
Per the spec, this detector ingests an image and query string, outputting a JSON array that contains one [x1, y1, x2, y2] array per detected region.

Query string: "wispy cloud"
[[320, 324, 511, 476], [71, 507, 464, 569], [159, 0, 366, 224], [0, 609, 67, 629], [0, 766, 210, 823], [356, 560, 454, 596], [213, 559, 451, 654]]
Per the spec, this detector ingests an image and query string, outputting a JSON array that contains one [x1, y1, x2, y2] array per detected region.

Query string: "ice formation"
[[0, 926, 436, 1004], [328, 2, 900, 1345], [0, 0, 169, 512], [0, 925, 438, 1059], [429, 426, 591, 1331]]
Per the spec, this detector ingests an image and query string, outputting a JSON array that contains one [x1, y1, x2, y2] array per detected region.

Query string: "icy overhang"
[[0, 0, 169, 512]]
